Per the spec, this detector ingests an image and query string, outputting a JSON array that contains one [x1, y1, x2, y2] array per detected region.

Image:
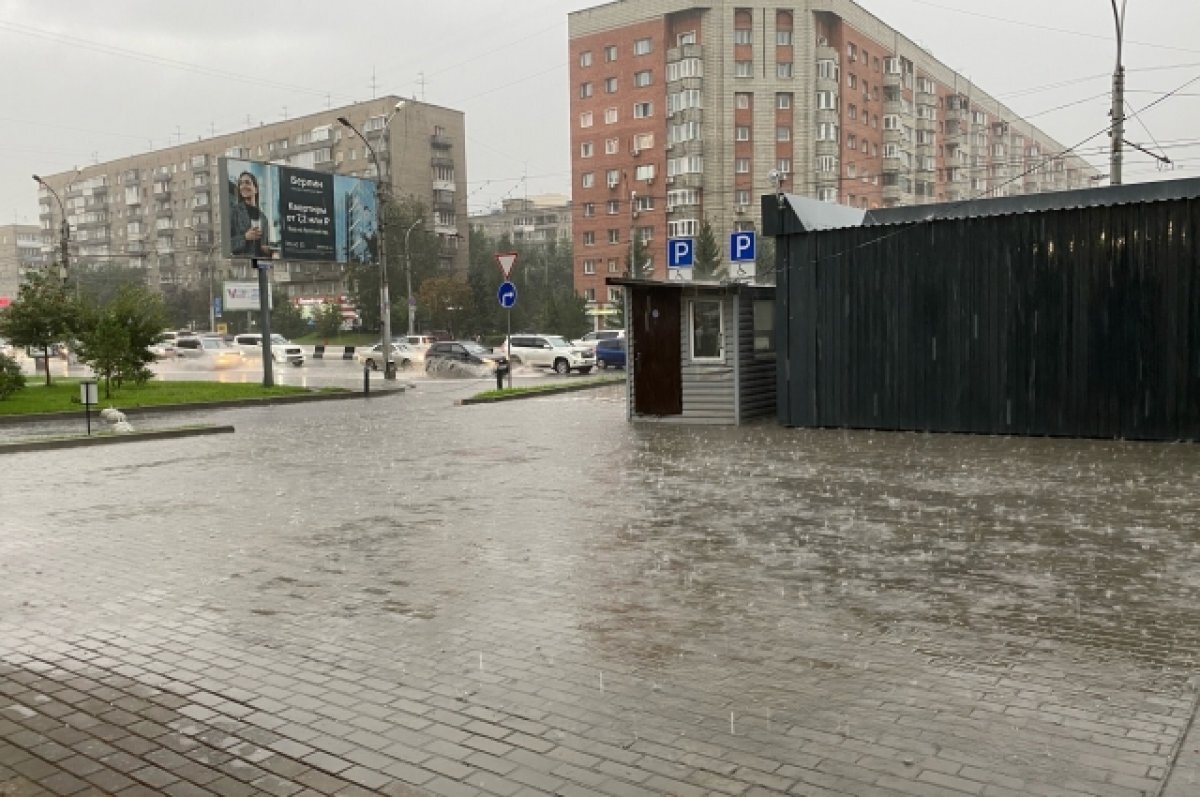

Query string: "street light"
[[186, 225, 220, 332], [1109, 0, 1128, 186], [403, 218, 423, 336], [32, 175, 69, 288], [338, 101, 406, 380]]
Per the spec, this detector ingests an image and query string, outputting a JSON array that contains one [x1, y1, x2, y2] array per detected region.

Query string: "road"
[[2, 385, 1199, 797]]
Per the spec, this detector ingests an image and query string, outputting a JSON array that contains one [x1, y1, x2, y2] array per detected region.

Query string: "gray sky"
[[1, 0, 1197, 225]]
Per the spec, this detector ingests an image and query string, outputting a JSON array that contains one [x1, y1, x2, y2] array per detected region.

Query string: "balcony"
[[431, 154, 454, 169], [78, 216, 109, 230], [433, 197, 455, 213], [430, 134, 452, 150], [666, 43, 704, 62]]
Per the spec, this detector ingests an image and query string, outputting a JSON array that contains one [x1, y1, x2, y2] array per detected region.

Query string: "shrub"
[[0, 352, 26, 399]]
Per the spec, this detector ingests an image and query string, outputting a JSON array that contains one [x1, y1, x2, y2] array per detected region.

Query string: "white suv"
[[231, 333, 305, 366], [503, 334, 595, 375]]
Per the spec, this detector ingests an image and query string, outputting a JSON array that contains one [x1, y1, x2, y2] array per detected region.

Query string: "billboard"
[[222, 281, 273, 312], [218, 158, 379, 264]]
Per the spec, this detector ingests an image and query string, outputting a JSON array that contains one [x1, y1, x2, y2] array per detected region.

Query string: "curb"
[[0, 387, 403, 426], [458, 376, 625, 405], [0, 425, 236, 454]]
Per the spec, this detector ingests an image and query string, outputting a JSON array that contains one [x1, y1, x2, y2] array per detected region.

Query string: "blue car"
[[594, 337, 626, 369]]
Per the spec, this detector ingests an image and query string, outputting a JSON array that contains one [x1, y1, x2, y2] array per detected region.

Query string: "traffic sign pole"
[[496, 253, 519, 390]]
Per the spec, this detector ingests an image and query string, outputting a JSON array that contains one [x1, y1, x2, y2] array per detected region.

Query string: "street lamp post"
[[32, 175, 69, 288], [1109, 0, 1128, 186], [404, 218, 423, 336], [339, 103, 405, 379]]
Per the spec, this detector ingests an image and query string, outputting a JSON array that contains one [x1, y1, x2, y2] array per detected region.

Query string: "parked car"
[[571, 329, 625, 348], [355, 342, 421, 370], [501, 334, 595, 375], [175, 335, 243, 369], [594, 337, 626, 369], [424, 341, 508, 374], [0, 337, 14, 358], [404, 335, 436, 353], [230, 333, 305, 366]]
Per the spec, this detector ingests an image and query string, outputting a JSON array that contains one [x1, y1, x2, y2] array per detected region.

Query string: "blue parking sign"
[[668, 238, 694, 268], [730, 231, 756, 262]]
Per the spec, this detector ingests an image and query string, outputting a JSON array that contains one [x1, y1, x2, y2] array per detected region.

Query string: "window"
[[583, 231, 595, 245], [604, 77, 618, 93], [605, 138, 619, 155], [816, 91, 837, 110], [677, 31, 696, 46], [846, 133, 857, 150], [608, 287, 622, 303], [634, 164, 656, 181], [580, 142, 593, 157], [735, 158, 750, 174], [777, 158, 791, 173], [734, 29, 753, 45], [583, 259, 596, 274], [633, 102, 653, 118], [667, 58, 703, 81], [580, 51, 593, 67], [667, 218, 699, 237], [582, 172, 595, 188], [735, 189, 751, 205], [776, 93, 791, 109], [607, 199, 620, 215], [735, 92, 751, 110], [604, 45, 617, 62], [690, 300, 723, 361], [753, 301, 775, 355], [735, 60, 753, 78], [583, 203, 595, 217], [883, 114, 900, 130], [776, 30, 792, 46], [608, 229, 620, 244], [605, 107, 618, 124], [817, 60, 838, 80], [634, 38, 652, 55], [735, 126, 750, 141], [634, 70, 652, 87], [816, 155, 838, 173], [776, 126, 791, 141], [847, 73, 858, 90], [584, 288, 596, 301], [634, 132, 654, 151], [777, 62, 794, 79], [634, 194, 655, 211], [848, 103, 857, 121], [580, 82, 593, 98], [580, 111, 593, 128], [606, 169, 620, 186]]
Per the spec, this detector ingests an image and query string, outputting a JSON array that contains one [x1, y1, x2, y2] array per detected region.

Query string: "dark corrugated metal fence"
[[777, 198, 1200, 440]]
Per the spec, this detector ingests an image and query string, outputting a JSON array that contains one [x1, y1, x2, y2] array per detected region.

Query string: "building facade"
[[0, 224, 46, 308], [34, 97, 468, 310], [568, 0, 1097, 311], [469, 195, 573, 245]]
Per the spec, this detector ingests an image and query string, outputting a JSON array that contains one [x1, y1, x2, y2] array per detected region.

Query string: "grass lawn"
[[0, 379, 328, 417]]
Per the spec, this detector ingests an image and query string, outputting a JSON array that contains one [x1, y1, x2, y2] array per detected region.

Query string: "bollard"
[[495, 361, 509, 391], [363, 365, 370, 395]]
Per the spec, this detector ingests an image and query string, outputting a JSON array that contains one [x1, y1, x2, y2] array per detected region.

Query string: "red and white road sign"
[[496, 252, 518, 280]]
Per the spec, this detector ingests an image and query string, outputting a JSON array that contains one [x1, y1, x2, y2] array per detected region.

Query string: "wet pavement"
[[2, 381, 1199, 796]]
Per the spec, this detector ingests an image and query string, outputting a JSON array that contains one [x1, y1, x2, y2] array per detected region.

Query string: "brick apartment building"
[[33, 97, 467, 308], [568, 0, 1097, 311]]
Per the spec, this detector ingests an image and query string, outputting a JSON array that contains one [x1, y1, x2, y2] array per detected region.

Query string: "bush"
[[0, 353, 26, 399]]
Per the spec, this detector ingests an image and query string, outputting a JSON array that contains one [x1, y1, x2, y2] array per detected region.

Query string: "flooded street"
[[2, 383, 1199, 796]]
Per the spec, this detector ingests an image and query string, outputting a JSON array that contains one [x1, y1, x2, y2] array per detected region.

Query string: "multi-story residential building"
[[568, 0, 1097, 308], [469, 195, 573, 245], [33, 97, 467, 307], [0, 224, 46, 308]]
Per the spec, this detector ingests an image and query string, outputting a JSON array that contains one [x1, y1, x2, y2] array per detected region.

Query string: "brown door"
[[632, 287, 682, 415]]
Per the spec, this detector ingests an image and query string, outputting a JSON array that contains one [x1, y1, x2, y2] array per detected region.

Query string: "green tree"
[[72, 284, 168, 397], [624, 234, 650, 279], [754, 236, 777, 285], [74, 263, 153, 308], [417, 276, 473, 337], [694, 218, 723, 280], [271, 289, 309, 339], [0, 270, 77, 386], [314, 302, 344, 340], [0, 352, 25, 400]]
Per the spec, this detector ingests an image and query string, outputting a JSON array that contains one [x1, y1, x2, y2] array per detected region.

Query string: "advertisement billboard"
[[222, 281, 273, 312], [218, 158, 379, 264]]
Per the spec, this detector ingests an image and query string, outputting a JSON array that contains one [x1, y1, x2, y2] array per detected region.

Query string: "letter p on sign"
[[730, 231, 756, 262]]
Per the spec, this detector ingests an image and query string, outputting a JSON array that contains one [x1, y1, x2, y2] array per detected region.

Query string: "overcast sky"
[[1, 0, 1197, 225]]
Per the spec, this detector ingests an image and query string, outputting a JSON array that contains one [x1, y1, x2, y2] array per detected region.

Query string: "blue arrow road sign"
[[498, 281, 517, 308], [730, 231, 756, 262], [667, 238, 694, 268]]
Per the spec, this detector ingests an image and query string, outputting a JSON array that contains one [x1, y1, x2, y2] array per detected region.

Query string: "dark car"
[[424, 341, 508, 374], [594, 337, 626, 369]]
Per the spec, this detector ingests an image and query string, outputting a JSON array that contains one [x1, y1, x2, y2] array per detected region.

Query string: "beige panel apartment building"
[[568, 0, 1097, 308], [469, 195, 573, 246], [0, 224, 46, 308], [34, 97, 468, 308]]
